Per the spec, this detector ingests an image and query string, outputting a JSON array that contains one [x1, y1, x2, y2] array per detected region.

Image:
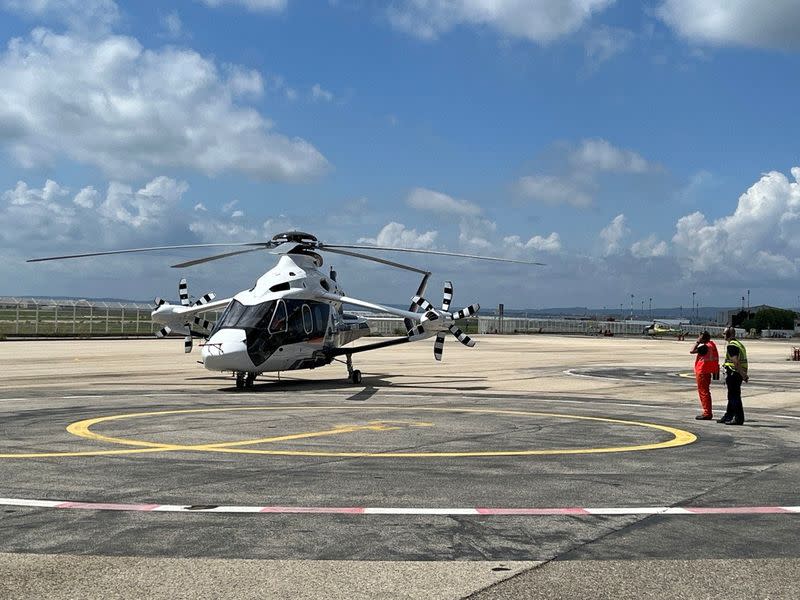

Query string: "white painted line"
[[660, 507, 693, 514], [584, 507, 669, 515], [364, 508, 479, 515], [0, 497, 61, 508], [2, 498, 799, 517]]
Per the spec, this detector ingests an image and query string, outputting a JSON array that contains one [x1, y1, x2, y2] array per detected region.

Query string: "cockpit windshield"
[[212, 300, 275, 335], [210, 299, 331, 367]]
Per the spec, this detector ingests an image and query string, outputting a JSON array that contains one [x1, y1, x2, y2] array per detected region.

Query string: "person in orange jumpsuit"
[[690, 330, 720, 420]]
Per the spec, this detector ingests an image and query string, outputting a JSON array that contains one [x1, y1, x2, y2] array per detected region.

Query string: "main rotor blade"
[[319, 244, 545, 266], [322, 247, 430, 274], [27, 242, 272, 263], [171, 247, 266, 268]]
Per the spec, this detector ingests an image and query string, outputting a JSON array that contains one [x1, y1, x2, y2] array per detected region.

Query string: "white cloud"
[[504, 232, 562, 253], [458, 217, 496, 250], [517, 138, 660, 208], [672, 168, 800, 280], [189, 217, 258, 241], [359, 222, 437, 249], [388, 0, 615, 44], [311, 83, 334, 102], [570, 138, 659, 174], [0, 29, 329, 180], [2, 0, 120, 34], [98, 176, 188, 229], [161, 11, 184, 39], [1, 176, 191, 253], [599, 213, 629, 256], [406, 187, 482, 217], [194, 203, 207, 212], [630, 234, 668, 258], [517, 175, 592, 207], [585, 26, 634, 65], [658, 0, 800, 50], [73, 186, 99, 208], [198, 0, 287, 12]]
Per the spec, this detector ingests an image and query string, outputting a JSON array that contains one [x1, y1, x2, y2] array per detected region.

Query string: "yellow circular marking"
[[61, 406, 696, 458]]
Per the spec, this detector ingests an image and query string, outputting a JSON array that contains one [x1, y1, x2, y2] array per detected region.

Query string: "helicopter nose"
[[201, 329, 253, 371]]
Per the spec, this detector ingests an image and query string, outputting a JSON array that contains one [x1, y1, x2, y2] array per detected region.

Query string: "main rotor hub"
[[272, 231, 318, 245]]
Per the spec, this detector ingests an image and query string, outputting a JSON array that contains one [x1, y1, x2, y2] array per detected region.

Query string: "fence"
[[0, 297, 221, 337], [0, 297, 734, 339]]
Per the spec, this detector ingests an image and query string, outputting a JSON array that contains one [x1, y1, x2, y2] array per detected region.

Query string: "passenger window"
[[268, 300, 287, 334], [302, 304, 313, 334]]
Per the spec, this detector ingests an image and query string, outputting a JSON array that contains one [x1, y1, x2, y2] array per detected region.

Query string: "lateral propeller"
[[153, 278, 216, 353], [407, 281, 479, 361]]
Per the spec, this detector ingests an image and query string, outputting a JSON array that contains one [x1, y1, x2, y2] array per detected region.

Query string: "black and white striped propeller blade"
[[448, 325, 476, 348], [410, 295, 434, 312], [156, 326, 172, 338], [154, 297, 166, 307], [179, 278, 190, 306], [433, 332, 446, 361], [193, 292, 215, 306], [453, 303, 479, 320], [441, 281, 453, 312], [193, 316, 214, 331]]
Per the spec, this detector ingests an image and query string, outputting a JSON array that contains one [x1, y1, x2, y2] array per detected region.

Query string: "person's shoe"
[[717, 416, 732, 423], [695, 415, 713, 420], [724, 420, 744, 425]]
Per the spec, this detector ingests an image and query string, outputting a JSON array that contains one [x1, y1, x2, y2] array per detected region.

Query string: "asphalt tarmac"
[[0, 335, 798, 599]]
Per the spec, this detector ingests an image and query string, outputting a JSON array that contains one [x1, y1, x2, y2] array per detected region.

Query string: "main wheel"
[[245, 372, 256, 388], [235, 373, 245, 389], [351, 369, 362, 384]]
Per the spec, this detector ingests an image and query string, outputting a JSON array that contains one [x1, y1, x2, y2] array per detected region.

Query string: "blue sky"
[[1, 0, 799, 311]]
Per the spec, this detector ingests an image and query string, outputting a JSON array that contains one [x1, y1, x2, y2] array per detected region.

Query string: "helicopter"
[[29, 231, 541, 389], [643, 320, 688, 340]]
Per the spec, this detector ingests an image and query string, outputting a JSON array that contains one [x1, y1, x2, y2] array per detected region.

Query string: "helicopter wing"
[[26, 242, 274, 263], [318, 292, 423, 321]]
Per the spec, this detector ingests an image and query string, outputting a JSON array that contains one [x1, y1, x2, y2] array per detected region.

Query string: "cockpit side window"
[[268, 300, 288, 334], [302, 304, 313, 334]]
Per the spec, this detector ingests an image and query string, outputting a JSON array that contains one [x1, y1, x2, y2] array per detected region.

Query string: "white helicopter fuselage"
[[200, 253, 370, 374]]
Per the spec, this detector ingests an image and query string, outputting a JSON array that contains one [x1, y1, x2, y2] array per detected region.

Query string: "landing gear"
[[345, 354, 362, 384], [235, 372, 256, 389]]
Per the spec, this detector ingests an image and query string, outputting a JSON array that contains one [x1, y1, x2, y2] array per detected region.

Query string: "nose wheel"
[[235, 372, 256, 389], [345, 354, 362, 384]]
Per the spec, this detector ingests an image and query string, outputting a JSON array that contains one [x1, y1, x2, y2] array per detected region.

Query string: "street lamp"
[[630, 294, 634, 319], [692, 291, 696, 322], [649, 297, 652, 319]]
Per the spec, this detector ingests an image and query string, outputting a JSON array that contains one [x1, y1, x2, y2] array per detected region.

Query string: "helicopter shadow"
[[209, 372, 490, 400]]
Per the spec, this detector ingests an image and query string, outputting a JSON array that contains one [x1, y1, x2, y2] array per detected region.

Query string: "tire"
[[235, 373, 245, 389], [351, 369, 362, 384]]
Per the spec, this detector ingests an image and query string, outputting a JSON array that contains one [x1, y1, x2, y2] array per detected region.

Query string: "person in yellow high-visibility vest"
[[718, 327, 749, 425]]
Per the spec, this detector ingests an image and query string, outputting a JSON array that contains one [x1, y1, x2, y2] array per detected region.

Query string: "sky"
[[1, 0, 799, 312]]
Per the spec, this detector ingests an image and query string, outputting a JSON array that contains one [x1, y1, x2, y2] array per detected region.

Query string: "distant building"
[[717, 304, 776, 326]]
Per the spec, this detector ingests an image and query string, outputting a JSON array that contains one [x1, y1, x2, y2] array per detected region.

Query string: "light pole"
[[692, 291, 696, 322], [641, 300, 644, 316], [630, 294, 634, 319], [649, 297, 652, 319]]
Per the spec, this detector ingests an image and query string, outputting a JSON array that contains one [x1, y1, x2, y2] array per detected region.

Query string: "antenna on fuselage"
[[330, 266, 337, 281]]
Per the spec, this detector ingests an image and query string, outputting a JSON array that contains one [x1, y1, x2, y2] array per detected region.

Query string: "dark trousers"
[[724, 371, 745, 423]]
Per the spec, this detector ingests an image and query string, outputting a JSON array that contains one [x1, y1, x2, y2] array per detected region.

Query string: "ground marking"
[[0, 406, 696, 458], [0, 497, 798, 516], [63, 406, 696, 458]]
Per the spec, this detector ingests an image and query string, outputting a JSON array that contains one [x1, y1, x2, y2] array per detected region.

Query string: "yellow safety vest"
[[723, 339, 748, 374]]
